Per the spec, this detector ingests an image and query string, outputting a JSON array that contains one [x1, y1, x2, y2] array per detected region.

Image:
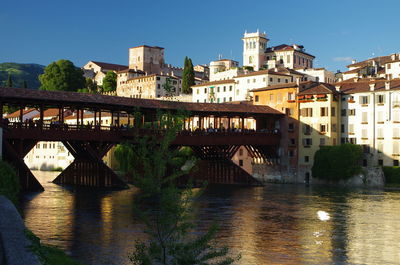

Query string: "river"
[[21, 171, 400, 265]]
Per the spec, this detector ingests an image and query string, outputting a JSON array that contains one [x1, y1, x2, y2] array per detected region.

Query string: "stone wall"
[[252, 164, 298, 183], [0, 196, 40, 265]]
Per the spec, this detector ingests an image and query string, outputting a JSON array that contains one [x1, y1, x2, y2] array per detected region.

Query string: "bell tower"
[[242, 30, 268, 71]]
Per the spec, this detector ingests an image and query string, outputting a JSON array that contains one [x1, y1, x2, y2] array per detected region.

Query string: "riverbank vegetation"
[[0, 159, 20, 205], [312, 144, 363, 180], [116, 111, 239, 265], [25, 229, 82, 265], [383, 166, 400, 184]]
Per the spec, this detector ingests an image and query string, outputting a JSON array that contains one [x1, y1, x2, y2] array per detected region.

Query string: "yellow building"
[[252, 82, 299, 175], [297, 83, 340, 182]]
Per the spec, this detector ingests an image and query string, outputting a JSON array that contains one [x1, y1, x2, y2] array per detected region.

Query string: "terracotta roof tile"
[[0, 87, 283, 116]]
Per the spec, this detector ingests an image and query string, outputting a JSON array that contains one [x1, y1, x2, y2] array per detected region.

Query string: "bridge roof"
[[0, 87, 283, 117]]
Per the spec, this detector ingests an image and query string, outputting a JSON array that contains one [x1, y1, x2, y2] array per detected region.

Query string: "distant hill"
[[0, 63, 45, 89]]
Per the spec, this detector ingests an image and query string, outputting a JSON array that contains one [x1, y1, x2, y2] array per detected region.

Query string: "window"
[[255, 95, 259, 102], [204, 88, 207, 93], [341, 109, 347, 116], [377, 94, 385, 104], [236, 89, 240, 96], [239, 160, 244, 166], [269, 77, 273, 82], [363, 145, 370, 154], [300, 108, 313, 117], [320, 107, 328, 117], [253, 79, 256, 83], [288, 123, 295, 131], [394, 128, 400, 138], [287, 55, 291, 64], [348, 124, 354, 134], [377, 111, 384, 123], [239, 149, 244, 156], [320, 138, 326, 146], [288, 150, 294, 157], [196, 89, 199, 95], [360, 95, 369, 105], [395, 142, 400, 155], [157, 84, 160, 89], [288, 92, 295, 100], [217, 87, 220, 92], [341, 124, 345, 133], [303, 138, 312, 146], [394, 110, 400, 122], [349, 109, 356, 116], [223, 97, 226, 102], [229, 97, 232, 101], [223, 86, 226, 92], [320, 124, 327, 133], [229, 86, 232, 91], [349, 138, 357, 144], [332, 124, 337, 132], [290, 138, 296, 145], [303, 125, 312, 135], [285, 108, 293, 116], [278, 78, 281, 83], [363, 159, 368, 167], [362, 129, 368, 139], [378, 159, 383, 166], [331, 107, 336, 117], [362, 112, 368, 123], [304, 156, 309, 162], [156, 76, 160, 80], [394, 160, 399, 166]]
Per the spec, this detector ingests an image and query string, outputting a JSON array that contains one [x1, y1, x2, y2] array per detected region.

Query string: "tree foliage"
[[163, 78, 175, 99], [182, 57, 195, 94], [312, 143, 363, 180], [39, 59, 85, 92], [6, 74, 13, 87], [0, 160, 20, 205], [77, 78, 98, 94], [116, 111, 239, 265], [102, 71, 117, 92]]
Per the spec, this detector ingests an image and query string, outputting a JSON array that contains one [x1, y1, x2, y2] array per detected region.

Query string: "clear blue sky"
[[1, 0, 399, 72]]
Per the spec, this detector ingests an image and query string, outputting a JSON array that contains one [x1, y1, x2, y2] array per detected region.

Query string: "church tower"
[[242, 30, 268, 71]]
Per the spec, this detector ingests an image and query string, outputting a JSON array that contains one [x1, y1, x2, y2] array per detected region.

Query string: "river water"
[[21, 171, 400, 265]]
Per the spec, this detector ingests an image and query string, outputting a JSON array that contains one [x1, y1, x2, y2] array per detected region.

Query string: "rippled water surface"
[[21, 171, 400, 265]]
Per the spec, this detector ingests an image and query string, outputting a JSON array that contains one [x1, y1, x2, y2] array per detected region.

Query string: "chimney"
[[385, 80, 391, 90], [351, 59, 357, 64], [391, 54, 396, 60], [335, 85, 341, 92], [369, 83, 375, 91]]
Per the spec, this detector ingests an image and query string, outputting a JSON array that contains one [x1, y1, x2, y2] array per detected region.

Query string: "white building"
[[295, 68, 336, 84], [192, 68, 304, 103], [339, 79, 400, 167], [209, 59, 240, 81], [83, 61, 128, 86], [242, 30, 268, 71]]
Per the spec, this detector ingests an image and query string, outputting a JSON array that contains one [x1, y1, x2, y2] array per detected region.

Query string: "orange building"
[[252, 83, 299, 179]]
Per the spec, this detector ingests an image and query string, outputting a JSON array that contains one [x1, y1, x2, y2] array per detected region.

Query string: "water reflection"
[[21, 172, 400, 265]]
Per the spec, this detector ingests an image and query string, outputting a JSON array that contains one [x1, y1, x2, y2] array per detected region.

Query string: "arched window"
[[249, 56, 253, 64]]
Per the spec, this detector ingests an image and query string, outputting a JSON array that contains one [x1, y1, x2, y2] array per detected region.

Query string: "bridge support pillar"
[[2, 139, 44, 192], [190, 145, 262, 186], [53, 141, 128, 188]]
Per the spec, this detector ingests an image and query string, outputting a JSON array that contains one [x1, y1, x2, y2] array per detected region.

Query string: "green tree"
[[6, 74, 13, 88], [182, 57, 195, 94], [312, 143, 363, 181], [162, 78, 176, 99], [39, 59, 85, 91], [117, 111, 239, 265], [102, 71, 117, 92], [0, 160, 19, 206]]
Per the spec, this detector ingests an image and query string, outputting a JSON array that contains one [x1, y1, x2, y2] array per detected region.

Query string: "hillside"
[[0, 63, 45, 89]]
